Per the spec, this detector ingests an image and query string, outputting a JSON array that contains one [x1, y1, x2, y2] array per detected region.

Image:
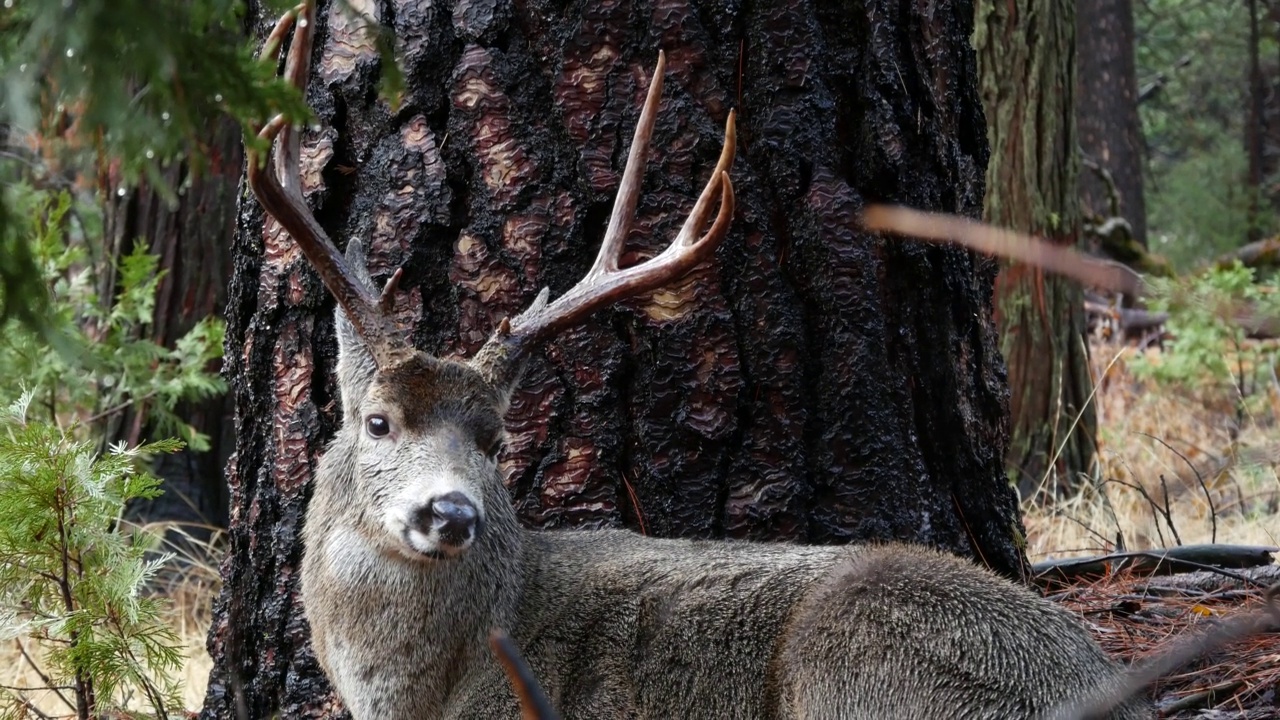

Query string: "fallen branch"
[[1083, 299, 1168, 333], [1216, 236, 1280, 271], [1032, 545, 1278, 587], [1156, 679, 1244, 715], [1142, 565, 1280, 594]]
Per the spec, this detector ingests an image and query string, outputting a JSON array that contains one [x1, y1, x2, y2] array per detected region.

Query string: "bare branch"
[[489, 628, 559, 720], [860, 205, 1145, 296]]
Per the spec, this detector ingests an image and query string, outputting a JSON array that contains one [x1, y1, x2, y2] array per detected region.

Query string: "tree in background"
[[200, 1, 1020, 716], [1077, 0, 1149, 259], [1138, 0, 1275, 266], [104, 119, 242, 558], [2, 1, 275, 559], [976, 0, 1095, 498]]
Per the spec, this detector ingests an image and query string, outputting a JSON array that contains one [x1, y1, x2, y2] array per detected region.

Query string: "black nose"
[[412, 492, 479, 546]]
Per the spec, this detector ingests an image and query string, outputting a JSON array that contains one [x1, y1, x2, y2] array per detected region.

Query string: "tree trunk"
[[201, 1, 1019, 717], [975, 0, 1096, 500], [1247, 0, 1268, 243], [1076, 0, 1147, 249], [102, 117, 241, 553]]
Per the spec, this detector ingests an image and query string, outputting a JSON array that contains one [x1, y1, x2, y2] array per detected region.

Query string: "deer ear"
[[334, 238, 380, 424]]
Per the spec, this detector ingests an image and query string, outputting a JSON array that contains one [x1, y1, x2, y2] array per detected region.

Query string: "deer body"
[[252, 7, 1152, 718], [303, 437, 1150, 719]]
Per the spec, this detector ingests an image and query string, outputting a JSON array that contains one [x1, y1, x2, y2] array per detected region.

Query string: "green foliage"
[[0, 185, 226, 451], [0, 179, 49, 331], [1130, 263, 1280, 415], [0, 395, 185, 719], [1146, 136, 1262, 269], [0, 0, 309, 327], [1137, 0, 1279, 266], [0, 0, 304, 182]]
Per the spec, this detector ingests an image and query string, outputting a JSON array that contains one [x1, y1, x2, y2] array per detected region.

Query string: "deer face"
[[350, 354, 507, 561], [251, 12, 735, 568]]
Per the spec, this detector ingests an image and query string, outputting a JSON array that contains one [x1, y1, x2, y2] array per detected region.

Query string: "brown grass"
[[1021, 336, 1280, 716], [1023, 337, 1280, 560]]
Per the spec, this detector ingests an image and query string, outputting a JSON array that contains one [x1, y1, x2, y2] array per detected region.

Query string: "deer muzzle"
[[408, 491, 481, 555]]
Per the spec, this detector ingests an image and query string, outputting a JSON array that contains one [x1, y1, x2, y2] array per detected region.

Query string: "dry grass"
[[1021, 336, 1280, 716], [1023, 336, 1280, 560], [0, 523, 220, 718]]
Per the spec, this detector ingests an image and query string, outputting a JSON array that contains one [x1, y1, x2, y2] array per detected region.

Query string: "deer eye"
[[365, 414, 392, 439]]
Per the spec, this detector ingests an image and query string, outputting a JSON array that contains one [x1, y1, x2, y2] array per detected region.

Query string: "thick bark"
[[1076, 0, 1147, 249], [103, 117, 241, 548], [202, 1, 1018, 717], [976, 0, 1096, 499]]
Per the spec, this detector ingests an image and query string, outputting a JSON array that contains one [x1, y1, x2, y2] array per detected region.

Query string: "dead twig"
[[1053, 581, 1280, 720]]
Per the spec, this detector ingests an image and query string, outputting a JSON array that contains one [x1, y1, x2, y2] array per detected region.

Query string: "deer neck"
[[420, 480, 525, 625], [305, 456, 526, 704], [395, 482, 526, 702]]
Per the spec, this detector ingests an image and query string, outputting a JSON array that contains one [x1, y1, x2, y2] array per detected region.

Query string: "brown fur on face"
[[368, 353, 506, 446], [323, 350, 510, 564]]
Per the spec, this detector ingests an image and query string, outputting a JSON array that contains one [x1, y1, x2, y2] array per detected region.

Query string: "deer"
[[245, 3, 1153, 719]]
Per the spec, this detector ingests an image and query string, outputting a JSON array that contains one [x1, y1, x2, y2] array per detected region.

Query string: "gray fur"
[[300, 311, 1153, 719]]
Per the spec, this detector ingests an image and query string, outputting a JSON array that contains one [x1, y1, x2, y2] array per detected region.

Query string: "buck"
[[247, 4, 1152, 719]]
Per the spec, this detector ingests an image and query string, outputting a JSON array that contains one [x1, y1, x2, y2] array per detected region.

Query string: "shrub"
[[0, 394, 185, 719], [1130, 262, 1280, 420]]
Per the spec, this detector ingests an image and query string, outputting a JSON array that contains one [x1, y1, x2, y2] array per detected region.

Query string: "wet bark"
[[1076, 0, 1147, 249], [202, 0, 1018, 716], [976, 0, 1096, 500]]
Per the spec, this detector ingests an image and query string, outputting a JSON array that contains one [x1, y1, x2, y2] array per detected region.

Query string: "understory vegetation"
[[0, 188, 225, 717], [1025, 274, 1280, 559]]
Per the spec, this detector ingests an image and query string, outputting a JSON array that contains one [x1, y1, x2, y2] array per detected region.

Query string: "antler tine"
[[471, 58, 736, 391], [508, 112, 735, 343], [247, 1, 409, 368], [585, 51, 668, 282], [488, 629, 561, 720]]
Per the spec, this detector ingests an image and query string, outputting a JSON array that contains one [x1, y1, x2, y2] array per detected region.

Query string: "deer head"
[[248, 2, 735, 562]]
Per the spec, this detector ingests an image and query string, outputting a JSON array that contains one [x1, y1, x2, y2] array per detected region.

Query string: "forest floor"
[[1023, 337, 1280, 718], [2, 338, 1277, 716]]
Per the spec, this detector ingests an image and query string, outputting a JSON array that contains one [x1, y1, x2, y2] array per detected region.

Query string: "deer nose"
[[415, 492, 479, 546]]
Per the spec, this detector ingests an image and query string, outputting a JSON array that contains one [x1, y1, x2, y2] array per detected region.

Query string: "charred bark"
[[976, 0, 1096, 500], [202, 1, 1018, 717], [1076, 0, 1147, 249]]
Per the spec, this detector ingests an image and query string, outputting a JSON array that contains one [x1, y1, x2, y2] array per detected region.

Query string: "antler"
[[489, 628, 561, 720], [471, 51, 737, 388], [248, 1, 411, 368]]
